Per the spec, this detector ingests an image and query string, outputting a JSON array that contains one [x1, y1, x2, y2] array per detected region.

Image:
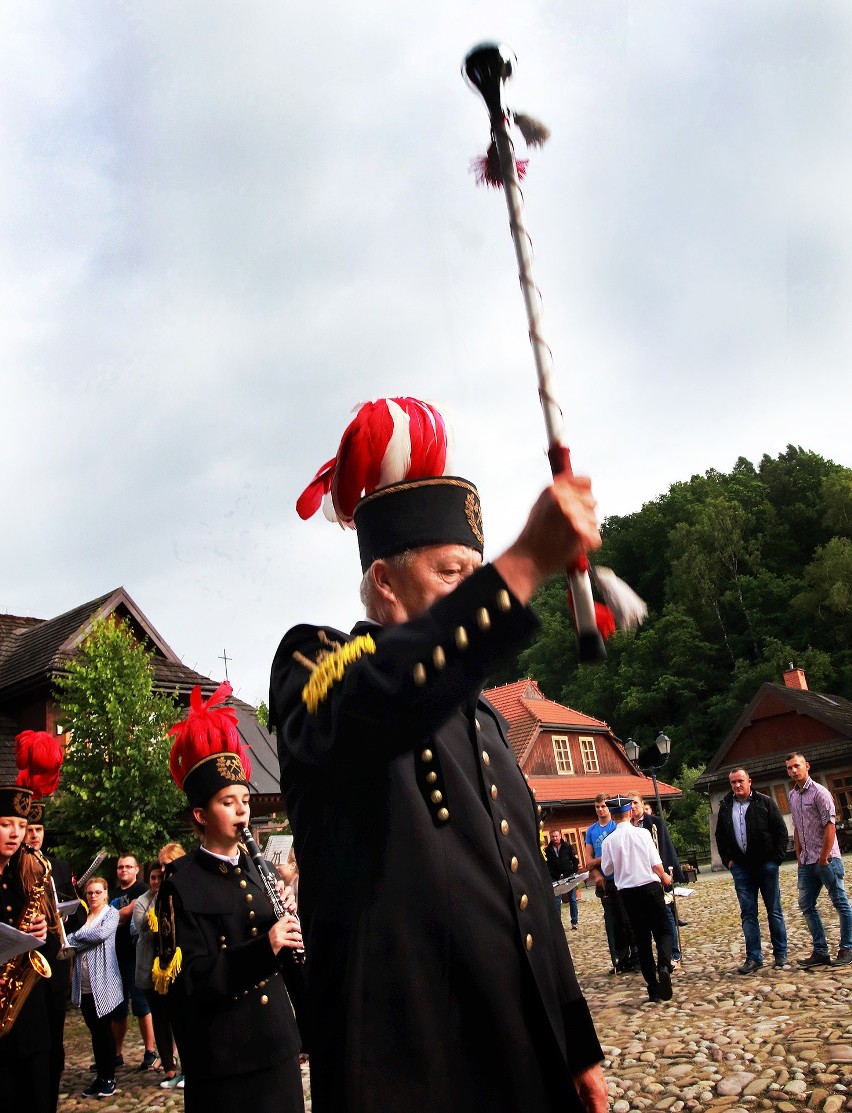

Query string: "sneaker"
[[160, 1074, 181, 1090], [138, 1051, 158, 1072], [96, 1080, 117, 1098], [571, 923, 578, 931], [835, 947, 852, 966], [83, 1079, 103, 1097], [799, 951, 832, 968], [774, 957, 792, 970], [176, 1077, 185, 1089]]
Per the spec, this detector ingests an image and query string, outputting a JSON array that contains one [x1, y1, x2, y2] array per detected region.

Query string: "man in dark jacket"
[[714, 768, 790, 973], [545, 828, 580, 928], [271, 416, 607, 1113]]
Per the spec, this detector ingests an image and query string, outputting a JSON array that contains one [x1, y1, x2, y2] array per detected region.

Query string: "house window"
[[566, 829, 585, 868], [828, 772, 852, 825], [552, 736, 573, 775], [579, 736, 599, 773], [772, 784, 790, 816]]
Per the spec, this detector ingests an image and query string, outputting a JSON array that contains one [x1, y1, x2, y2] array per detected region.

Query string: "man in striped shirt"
[[786, 751, 852, 968]]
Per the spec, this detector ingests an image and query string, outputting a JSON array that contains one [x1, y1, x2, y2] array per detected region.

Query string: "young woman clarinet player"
[[153, 682, 304, 1113]]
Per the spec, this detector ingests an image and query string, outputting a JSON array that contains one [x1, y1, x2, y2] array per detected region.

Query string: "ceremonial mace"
[[463, 43, 607, 663]]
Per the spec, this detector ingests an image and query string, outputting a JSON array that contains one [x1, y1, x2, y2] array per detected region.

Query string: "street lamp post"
[[625, 732, 672, 817]]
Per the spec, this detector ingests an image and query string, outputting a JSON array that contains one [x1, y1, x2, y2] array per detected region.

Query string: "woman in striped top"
[[66, 877, 124, 1098]]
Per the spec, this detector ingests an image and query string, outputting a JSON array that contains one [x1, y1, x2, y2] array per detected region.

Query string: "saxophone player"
[[153, 682, 304, 1113], [0, 780, 51, 1113]]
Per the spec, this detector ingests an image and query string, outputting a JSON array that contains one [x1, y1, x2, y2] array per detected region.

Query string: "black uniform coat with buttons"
[[156, 849, 302, 1091], [0, 854, 52, 1113], [270, 563, 604, 1113]]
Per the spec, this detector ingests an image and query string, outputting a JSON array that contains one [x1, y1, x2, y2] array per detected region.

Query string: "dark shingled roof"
[[0, 589, 281, 809], [697, 682, 852, 790], [0, 591, 119, 694]]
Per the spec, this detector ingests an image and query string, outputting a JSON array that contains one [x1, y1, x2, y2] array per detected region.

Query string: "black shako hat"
[[182, 752, 250, 810], [27, 800, 46, 825], [606, 794, 633, 815], [168, 683, 253, 810], [353, 476, 484, 572], [0, 785, 33, 819]]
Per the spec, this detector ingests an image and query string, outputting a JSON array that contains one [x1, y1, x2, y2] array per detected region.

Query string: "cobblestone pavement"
[[58, 858, 852, 1111]]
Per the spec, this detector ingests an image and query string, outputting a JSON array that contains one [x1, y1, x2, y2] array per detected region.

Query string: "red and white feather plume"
[[16, 730, 64, 799], [168, 682, 251, 791], [296, 397, 453, 527]]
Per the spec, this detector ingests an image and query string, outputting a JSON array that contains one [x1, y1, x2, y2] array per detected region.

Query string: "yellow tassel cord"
[[302, 634, 377, 714], [147, 904, 158, 933], [151, 948, 182, 995]]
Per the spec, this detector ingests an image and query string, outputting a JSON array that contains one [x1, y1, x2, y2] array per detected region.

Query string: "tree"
[[665, 765, 712, 856], [53, 616, 184, 865]]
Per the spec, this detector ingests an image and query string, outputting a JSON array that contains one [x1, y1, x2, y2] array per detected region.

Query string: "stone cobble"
[[58, 859, 852, 1111]]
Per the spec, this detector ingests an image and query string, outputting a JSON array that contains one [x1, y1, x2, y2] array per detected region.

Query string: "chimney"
[[783, 664, 808, 691]]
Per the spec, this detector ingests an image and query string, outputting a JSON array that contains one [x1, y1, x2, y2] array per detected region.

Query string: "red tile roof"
[[528, 773, 680, 805], [484, 678, 614, 761]]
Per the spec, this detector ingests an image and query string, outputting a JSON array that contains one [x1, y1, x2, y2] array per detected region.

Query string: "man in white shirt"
[[600, 795, 674, 1002]]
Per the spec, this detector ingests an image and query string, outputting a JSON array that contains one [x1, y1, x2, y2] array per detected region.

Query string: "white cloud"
[[1, 1, 850, 705]]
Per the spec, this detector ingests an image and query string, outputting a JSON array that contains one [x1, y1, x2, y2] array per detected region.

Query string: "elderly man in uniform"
[[270, 398, 608, 1113]]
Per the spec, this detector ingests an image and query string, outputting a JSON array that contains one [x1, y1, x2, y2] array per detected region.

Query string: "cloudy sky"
[[2, 1, 850, 708]]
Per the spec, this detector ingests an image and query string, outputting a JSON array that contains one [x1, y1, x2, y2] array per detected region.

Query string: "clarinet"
[[240, 827, 305, 964]]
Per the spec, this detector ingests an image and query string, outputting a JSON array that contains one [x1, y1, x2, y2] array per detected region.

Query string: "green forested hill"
[[491, 446, 852, 776]]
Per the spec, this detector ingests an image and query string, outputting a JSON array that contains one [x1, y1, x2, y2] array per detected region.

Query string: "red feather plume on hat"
[[168, 682, 251, 791], [16, 730, 64, 799], [296, 397, 452, 527]]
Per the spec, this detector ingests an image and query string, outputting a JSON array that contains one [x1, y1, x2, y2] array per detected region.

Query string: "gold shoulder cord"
[[301, 634, 377, 714]]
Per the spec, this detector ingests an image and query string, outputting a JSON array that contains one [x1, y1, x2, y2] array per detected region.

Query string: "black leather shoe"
[[677, 919, 688, 927], [834, 948, 852, 966], [799, 951, 832, 968], [737, 958, 762, 975], [657, 966, 673, 1000]]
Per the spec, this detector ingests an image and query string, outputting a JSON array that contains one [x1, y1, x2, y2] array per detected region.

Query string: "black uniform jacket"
[[156, 848, 301, 1081], [0, 853, 51, 1060], [714, 790, 789, 874], [638, 815, 685, 884], [270, 563, 603, 1113]]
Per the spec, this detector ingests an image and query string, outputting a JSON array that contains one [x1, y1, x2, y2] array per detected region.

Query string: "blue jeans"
[[731, 861, 788, 962], [665, 901, 681, 960], [797, 858, 852, 953], [554, 888, 579, 926]]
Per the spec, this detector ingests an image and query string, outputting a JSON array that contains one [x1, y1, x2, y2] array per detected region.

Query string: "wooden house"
[[484, 679, 681, 868], [696, 668, 852, 869]]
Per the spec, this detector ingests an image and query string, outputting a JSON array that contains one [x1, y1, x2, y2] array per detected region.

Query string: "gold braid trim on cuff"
[[151, 948, 182, 995], [301, 634, 377, 714]]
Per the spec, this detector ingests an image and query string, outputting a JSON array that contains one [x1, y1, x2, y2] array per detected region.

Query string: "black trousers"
[[145, 988, 177, 1072], [81, 993, 117, 1080], [45, 977, 69, 1111], [619, 882, 673, 989], [601, 879, 636, 964]]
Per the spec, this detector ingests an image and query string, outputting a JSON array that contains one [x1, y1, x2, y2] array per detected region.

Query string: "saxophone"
[[0, 846, 53, 1040]]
